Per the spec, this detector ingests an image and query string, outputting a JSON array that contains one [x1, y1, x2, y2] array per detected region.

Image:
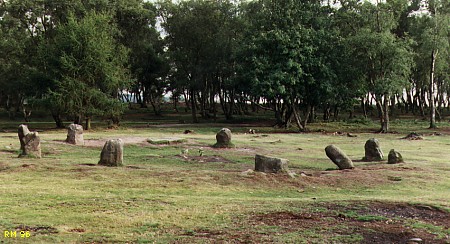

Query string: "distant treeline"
[[0, 0, 448, 131]]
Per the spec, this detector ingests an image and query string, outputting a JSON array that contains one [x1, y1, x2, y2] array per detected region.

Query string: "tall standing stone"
[[66, 124, 84, 145], [255, 154, 289, 173], [363, 138, 384, 161], [388, 149, 404, 164], [18, 124, 30, 152], [18, 125, 41, 158], [213, 128, 234, 148], [325, 145, 354, 170], [99, 139, 124, 166]]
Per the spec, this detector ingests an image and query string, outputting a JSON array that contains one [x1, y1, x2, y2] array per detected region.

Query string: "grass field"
[[0, 111, 449, 243]]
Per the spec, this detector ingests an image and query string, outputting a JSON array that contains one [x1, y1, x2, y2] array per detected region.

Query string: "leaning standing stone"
[[325, 145, 354, 170], [255, 154, 289, 173], [213, 128, 234, 148], [363, 138, 383, 161], [388, 149, 403, 164], [66, 124, 84, 145], [99, 139, 124, 166]]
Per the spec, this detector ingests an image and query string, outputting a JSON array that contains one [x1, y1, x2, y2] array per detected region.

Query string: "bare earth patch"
[[179, 201, 450, 243], [53, 137, 149, 147], [177, 155, 235, 164], [15, 225, 59, 235]]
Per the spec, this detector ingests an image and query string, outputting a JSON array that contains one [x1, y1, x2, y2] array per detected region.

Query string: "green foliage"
[[43, 11, 130, 121], [237, 0, 339, 127]]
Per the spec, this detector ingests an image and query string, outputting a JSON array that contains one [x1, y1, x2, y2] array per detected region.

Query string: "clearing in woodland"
[[0, 112, 449, 243]]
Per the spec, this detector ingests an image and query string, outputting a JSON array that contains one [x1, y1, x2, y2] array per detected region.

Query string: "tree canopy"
[[0, 0, 448, 132]]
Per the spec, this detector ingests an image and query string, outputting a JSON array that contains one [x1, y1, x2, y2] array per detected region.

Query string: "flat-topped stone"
[[66, 124, 84, 145], [255, 154, 289, 173]]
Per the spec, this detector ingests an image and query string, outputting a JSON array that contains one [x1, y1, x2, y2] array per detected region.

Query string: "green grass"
[[406, 220, 450, 240], [0, 115, 449, 242]]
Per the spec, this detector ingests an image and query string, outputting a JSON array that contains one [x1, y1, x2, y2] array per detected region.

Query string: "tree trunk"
[[429, 49, 437, 129], [323, 104, 331, 121], [333, 105, 339, 121], [74, 115, 82, 125], [379, 95, 389, 133], [361, 98, 367, 118], [292, 102, 304, 131], [173, 93, 179, 112], [190, 89, 198, 123], [85, 117, 91, 130], [302, 105, 312, 128], [52, 112, 65, 128]]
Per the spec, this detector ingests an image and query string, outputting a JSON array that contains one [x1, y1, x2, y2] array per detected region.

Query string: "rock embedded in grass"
[[66, 124, 84, 145], [213, 128, 234, 148], [254, 154, 289, 173], [325, 145, 354, 170], [363, 138, 383, 161], [402, 132, 423, 140], [387, 149, 403, 164], [18, 124, 42, 158], [147, 137, 187, 145], [99, 139, 124, 167]]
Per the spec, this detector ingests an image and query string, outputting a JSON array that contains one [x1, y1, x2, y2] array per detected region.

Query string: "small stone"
[[363, 138, 383, 161], [388, 149, 404, 164], [288, 171, 297, 178], [99, 139, 124, 167], [255, 154, 289, 173], [347, 133, 357, 137], [407, 238, 423, 243], [213, 128, 234, 148], [240, 169, 254, 176], [181, 149, 189, 155], [325, 145, 354, 170]]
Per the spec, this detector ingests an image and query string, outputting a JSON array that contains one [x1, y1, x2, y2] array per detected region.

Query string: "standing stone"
[[99, 139, 124, 166], [66, 124, 84, 145], [388, 149, 404, 164], [363, 138, 384, 161], [17, 124, 41, 158], [255, 154, 289, 173], [325, 145, 354, 170], [213, 128, 234, 148], [18, 124, 30, 152]]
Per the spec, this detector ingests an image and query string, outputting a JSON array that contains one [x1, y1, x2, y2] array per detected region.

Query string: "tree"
[[340, 0, 413, 132], [408, 0, 449, 128], [238, 0, 336, 130], [115, 0, 168, 115], [0, 0, 43, 121], [43, 11, 130, 129], [159, 0, 239, 122]]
